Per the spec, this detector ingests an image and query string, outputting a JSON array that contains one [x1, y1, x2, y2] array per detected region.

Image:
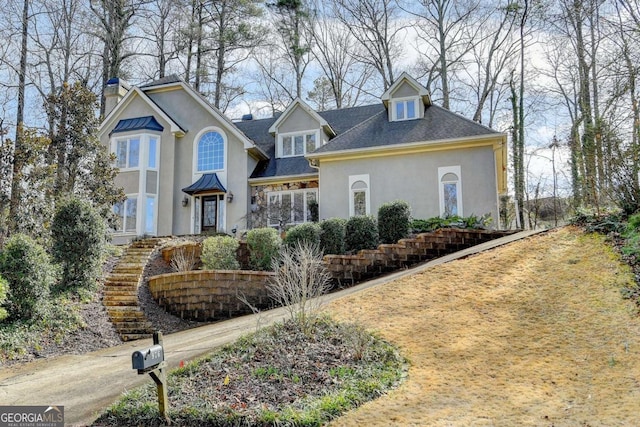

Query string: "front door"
[[201, 195, 218, 233]]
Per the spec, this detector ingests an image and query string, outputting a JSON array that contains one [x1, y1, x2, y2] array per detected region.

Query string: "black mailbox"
[[132, 344, 164, 371]]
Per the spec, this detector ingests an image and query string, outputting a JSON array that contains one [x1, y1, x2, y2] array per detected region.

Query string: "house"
[[98, 73, 507, 244]]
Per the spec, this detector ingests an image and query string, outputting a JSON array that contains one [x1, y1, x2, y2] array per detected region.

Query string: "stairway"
[[103, 238, 164, 341]]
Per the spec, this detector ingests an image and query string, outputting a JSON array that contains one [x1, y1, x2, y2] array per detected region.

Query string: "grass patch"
[[95, 316, 406, 426]]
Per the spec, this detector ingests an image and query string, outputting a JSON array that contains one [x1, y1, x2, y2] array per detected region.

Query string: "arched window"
[[438, 166, 462, 217], [349, 174, 370, 216], [197, 131, 224, 172]]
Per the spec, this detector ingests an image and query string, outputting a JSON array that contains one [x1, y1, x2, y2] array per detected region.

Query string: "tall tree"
[[332, 0, 402, 91], [8, 0, 31, 235], [89, 0, 147, 116], [402, 0, 482, 109], [268, 0, 314, 99], [202, 0, 265, 110]]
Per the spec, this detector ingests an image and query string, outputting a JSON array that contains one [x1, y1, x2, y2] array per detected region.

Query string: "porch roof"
[[182, 173, 227, 195]]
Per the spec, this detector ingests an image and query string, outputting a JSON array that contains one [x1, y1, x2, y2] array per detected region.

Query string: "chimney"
[[104, 77, 130, 116]]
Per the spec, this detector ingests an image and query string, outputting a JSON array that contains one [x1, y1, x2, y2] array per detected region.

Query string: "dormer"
[[381, 72, 431, 122], [268, 98, 336, 158]]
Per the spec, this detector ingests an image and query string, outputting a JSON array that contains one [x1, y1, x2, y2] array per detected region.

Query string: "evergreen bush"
[[247, 228, 281, 271], [345, 216, 379, 253], [0, 234, 55, 320], [378, 200, 411, 244], [320, 218, 346, 255], [51, 198, 106, 291], [284, 222, 321, 248], [201, 236, 240, 270]]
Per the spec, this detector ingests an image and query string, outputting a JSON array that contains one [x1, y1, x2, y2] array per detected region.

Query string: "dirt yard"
[[325, 227, 640, 426]]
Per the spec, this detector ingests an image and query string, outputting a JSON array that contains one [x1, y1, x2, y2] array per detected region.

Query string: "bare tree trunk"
[[9, 0, 29, 234]]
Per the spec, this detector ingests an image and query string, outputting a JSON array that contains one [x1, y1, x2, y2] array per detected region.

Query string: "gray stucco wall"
[[318, 145, 499, 224]]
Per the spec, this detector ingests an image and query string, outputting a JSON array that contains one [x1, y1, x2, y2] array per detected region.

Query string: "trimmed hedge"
[[345, 216, 379, 253], [284, 222, 321, 248], [247, 228, 282, 271], [378, 200, 411, 244], [201, 236, 240, 270], [320, 218, 346, 255]]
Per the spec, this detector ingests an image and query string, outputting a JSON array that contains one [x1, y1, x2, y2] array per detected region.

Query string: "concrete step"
[[121, 333, 153, 342], [103, 289, 138, 297], [102, 297, 139, 306]]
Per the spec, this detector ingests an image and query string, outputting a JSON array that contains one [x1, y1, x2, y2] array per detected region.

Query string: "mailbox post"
[[132, 331, 169, 423]]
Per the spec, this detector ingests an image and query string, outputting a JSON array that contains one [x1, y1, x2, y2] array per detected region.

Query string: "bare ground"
[[324, 227, 640, 426]]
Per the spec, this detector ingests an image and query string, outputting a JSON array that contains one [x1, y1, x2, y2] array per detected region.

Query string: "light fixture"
[[227, 192, 234, 203], [182, 196, 189, 207]]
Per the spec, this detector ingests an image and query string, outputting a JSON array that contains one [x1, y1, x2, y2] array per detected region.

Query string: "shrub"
[[51, 198, 106, 291], [170, 245, 198, 272], [345, 216, 379, 253], [267, 242, 332, 333], [247, 228, 281, 271], [201, 236, 240, 270], [284, 222, 321, 248], [0, 234, 55, 320], [320, 218, 346, 255], [378, 200, 411, 244], [0, 275, 8, 322]]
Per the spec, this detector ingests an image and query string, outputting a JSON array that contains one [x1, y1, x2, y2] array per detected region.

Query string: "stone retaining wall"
[[324, 228, 514, 283], [148, 270, 274, 321]]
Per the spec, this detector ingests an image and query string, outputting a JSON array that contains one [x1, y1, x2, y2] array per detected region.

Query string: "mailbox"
[[132, 344, 164, 371]]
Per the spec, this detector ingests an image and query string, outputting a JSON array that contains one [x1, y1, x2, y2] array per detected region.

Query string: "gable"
[[277, 106, 322, 134], [391, 80, 420, 99]]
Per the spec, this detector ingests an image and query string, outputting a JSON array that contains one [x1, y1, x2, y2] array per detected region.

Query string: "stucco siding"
[[278, 107, 320, 134], [318, 145, 498, 223], [392, 81, 418, 98]]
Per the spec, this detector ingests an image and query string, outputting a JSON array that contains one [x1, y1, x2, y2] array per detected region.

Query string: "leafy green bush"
[[411, 214, 491, 233], [0, 275, 8, 322], [320, 218, 346, 255], [378, 200, 411, 244], [284, 222, 321, 248], [345, 216, 379, 253], [51, 198, 106, 292], [247, 228, 282, 271], [0, 234, 56, 320], [201, 236, 240, 270]]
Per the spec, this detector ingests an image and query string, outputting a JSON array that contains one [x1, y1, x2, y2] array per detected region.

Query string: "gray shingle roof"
[[238, 102, 501, 179], [312, 104, 501, 155]]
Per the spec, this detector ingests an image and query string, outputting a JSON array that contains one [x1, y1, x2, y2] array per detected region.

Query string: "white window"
[[278, 131, 319, 158], [349, 174, 370, 216], [197, 131, 225, 172], [267, 189, 318, 227], [113, 135, 160, 170], [115, 137, 140, 169], [113, 196, 138, 233], [392, 98, 418, 121], [438, 166, 462, 217]]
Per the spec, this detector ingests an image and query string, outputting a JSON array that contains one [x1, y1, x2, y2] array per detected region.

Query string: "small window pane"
[[306, 133, 317, 153], [116, 141, 127, 168], [113, 201, 124, 232], [283, 136, 292, 156], [406, 100, 416, 118], [129, 138, 140, 168], [294, 192, 304, 222], [444, 183, 458, 216], [354, 191, 366, 216], [145, 196, 155, 234], [148, 137, 157, 169], [396, 102, 405, 120], [294, 135, 304, 155], [125, 197, 137, 232]]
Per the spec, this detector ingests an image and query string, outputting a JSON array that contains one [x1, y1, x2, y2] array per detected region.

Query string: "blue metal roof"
[[182, 173, 227, 195], [110, 116, 164, 135]]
